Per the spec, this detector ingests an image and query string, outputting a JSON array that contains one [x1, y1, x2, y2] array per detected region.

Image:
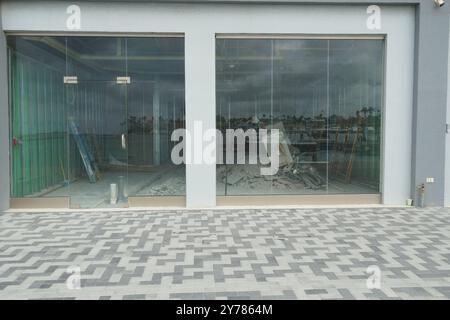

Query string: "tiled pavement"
[[0, 207, 449, 300]]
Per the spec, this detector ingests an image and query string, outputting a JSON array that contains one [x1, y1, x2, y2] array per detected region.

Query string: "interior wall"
[[0, 6, 10, 211], [1, 1, 416, 206], [8, 45, 68, 197]]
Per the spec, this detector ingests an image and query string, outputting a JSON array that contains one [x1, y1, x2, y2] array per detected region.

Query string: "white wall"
[[1, 1, 415, 206]]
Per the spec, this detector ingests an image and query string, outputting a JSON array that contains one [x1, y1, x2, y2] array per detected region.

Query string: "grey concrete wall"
[[0, 4, 10, 211], [411, 2, 450, 206]]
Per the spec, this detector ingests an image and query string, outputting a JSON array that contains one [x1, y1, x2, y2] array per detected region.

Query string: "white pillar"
[[185, 31, 216, 208]]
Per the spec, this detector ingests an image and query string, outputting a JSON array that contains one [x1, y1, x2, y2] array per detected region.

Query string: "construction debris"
[[265, 122, 294, 167], [281, 162, 326, 190], [218, 121, 327, 192]]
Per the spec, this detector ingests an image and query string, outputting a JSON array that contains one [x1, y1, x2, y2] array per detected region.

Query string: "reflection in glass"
[[216, 39, 383, 195], [8, 36, 185, 208]]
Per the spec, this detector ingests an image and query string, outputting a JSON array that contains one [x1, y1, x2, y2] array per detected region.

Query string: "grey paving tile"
[[305, 289, 328, 295], [0, 207, 449, 300]]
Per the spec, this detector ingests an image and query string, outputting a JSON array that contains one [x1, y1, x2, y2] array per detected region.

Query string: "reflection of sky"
[[10, 36, 383, 134], [10, 36, 186, 135], [217, 39, 384, 119]]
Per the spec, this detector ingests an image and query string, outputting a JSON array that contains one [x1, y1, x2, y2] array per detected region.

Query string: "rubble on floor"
[[136, 168, 186, 196], [218, 121, 327, 191], [218, 163, 326, 191]]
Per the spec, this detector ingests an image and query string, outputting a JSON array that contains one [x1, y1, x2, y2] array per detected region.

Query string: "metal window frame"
[[4, 31, 185, 38], [6, 32, 188, 208], [216, 33, 385, 40], [215, 32, 386, 201]]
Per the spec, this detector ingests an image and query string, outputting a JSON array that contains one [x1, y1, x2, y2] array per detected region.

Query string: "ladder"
[[68, 117, 100, 183]]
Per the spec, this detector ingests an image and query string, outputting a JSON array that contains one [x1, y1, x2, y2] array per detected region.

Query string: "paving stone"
[[0, 207, 449, 300], [305, 289, 328, 295]]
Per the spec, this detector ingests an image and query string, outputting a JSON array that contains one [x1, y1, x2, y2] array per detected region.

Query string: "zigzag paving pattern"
[[0, 207, 450, 300]]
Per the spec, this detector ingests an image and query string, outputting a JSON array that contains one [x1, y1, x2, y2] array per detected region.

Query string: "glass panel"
[[8, 36, 69, 199], [216, 38, 383, 196], [8, 35, 186, 207], [126, 37, 185, 82], [328, 40, 383, 193], [127, 81, 186, 197], [66, 37, 127, 81], [126, 37, 186, 197], [64, 37, 128, 208], [65, 80, 128, 208]]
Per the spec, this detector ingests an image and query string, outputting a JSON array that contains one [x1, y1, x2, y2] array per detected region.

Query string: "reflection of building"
[[0, 1, 448, 209]]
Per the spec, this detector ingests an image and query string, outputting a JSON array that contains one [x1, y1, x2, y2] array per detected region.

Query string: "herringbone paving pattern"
[[0, 207, 449, 299]]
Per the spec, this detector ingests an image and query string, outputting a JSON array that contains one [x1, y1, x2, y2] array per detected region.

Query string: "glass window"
[[8, 36, 185, 208], [216, 38, 384, 196]]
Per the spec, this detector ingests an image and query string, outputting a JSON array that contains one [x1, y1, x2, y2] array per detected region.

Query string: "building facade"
[[0, 0, 449, 210]]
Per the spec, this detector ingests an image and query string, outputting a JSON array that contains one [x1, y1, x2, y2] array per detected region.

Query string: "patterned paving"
[[0, 207, 449, 300]]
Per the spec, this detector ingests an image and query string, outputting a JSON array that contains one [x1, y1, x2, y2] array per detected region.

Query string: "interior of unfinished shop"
[[216, 38, 383, 196], [7, 35, 383, 208], [8, 36, 186, 208]]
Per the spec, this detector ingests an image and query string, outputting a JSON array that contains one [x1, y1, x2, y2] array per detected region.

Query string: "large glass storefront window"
[[216, 38, 384, 196], [8, 36, 185, 208]]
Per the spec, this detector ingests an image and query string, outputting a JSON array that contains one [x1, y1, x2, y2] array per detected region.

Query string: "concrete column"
[[152, 79, 160, 165], [0, 7, 10, 211], [185, 30, 216, 208], [412, 2, 450, 206]]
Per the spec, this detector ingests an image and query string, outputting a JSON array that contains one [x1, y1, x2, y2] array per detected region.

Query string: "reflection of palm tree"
[[361, 107, 368, 118], [122, 116, 153, 133]]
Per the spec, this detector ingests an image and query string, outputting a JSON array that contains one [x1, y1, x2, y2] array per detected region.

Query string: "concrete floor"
[[217, 164, 378, 196], [34, 163, 376, 208], [42, 166, 185, 208], [0, 207, 449, 300]]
